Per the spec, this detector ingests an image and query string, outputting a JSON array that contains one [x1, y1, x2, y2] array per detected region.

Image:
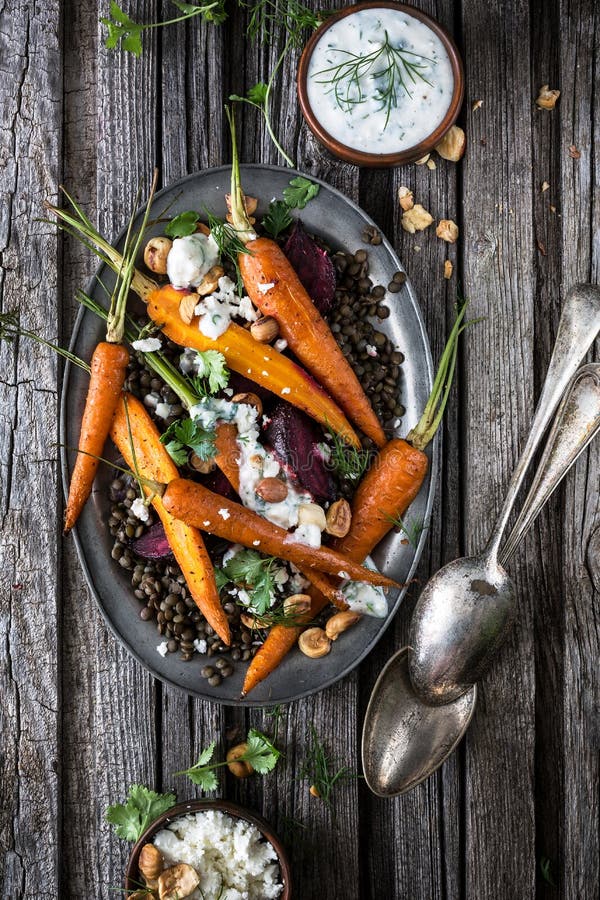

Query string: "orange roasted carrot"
[[242, 303, 474, 695], [64, 342, 130, 532], [226, 108, 386, 448], [162, 477, 398, 589], [146, 284, 360, 447], [111, 394, 230, 645]]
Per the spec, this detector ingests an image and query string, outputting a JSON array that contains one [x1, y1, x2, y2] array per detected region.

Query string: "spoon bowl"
[[362, 647, 476, 796]]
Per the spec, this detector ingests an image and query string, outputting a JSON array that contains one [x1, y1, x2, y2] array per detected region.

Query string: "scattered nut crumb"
[[414, 153, 430, 165], [550, 205, 556, 214], [426, 158, 437, 170], [179, 293, 197, 325], [401, 204, 433, 233], [436, 219, 459, 243], [414, 245, 421, 252], [398, 185, 414, 211], [537, 239, 547, 256], [568, 144, 581, 159], [435, 125, 466, 161], [536, 85, 560, 109], [541, 180, 550, 193], [444, 260, 453, 279], [472, 99, 483, 111]]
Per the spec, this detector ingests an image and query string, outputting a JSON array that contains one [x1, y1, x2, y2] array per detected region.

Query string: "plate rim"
[[60, 163, 438, 707]]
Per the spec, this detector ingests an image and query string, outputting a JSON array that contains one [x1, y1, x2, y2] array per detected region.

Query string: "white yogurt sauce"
[[307, 8, 454, 154], [166, 233, 220, 289]]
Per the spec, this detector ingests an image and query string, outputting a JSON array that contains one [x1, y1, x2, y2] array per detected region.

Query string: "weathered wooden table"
[[1, 1, 598, 897]]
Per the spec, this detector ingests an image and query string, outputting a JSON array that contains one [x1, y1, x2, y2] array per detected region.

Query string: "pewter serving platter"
[[61, 165, 437, 706]]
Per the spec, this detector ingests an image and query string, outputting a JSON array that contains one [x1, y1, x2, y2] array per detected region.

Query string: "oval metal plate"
[[60, 164, 437, 706]]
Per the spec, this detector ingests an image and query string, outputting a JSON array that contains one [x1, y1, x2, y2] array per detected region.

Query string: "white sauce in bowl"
[[306, 7, 454, 154]]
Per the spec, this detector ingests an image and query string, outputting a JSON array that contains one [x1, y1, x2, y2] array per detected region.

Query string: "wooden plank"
[[59, 2, 160, 895], [461, 0, 537, 896], [557, 1, 599, 895], [0, 1, 62, 896]]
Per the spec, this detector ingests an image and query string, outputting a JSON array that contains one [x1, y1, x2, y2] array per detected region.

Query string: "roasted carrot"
[[226, 107, 386, 448], [242, 302, 475, 695], [60, 173, 158, 532], [110, 394, 230, 645], [162, 477, 399, 589], [146, 284, 360, 447]]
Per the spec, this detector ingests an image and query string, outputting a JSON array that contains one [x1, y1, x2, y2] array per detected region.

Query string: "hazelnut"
[[251, 316, 279, 343], [283, 593, 312, 617], [426, 158, 437, 170], [535, 84, 560, 109], [226, 742, 253, 778], [195, 221, 210, 235], [241, 612, 266, 629], [298, 627, 331, 659], [472, 99, 483, 111], [225, 192, 258, 223], [568, 144, 581, 159], [196, 264, 224, 297], [158, 863, 200, 900], [144, 236, 172, 275], [179, 292, 197, 325], [397, 186, 414, 212], [139, 843, 164, 887], [325, 499, 352, 538], [325, 610, 361, 640], [444, 260, 454, 280], [232, 392, 263, 416], [541, 180, 550, 193], [309, 784, 321, 798], [435, 125, 466, 162], [436, 219, 459, 243], [401, 204, 434, 234], [189, 452, 216, 474], [414, 153, 430, 165], [256, 477, 288, 502], [297, 503, 327, 531]]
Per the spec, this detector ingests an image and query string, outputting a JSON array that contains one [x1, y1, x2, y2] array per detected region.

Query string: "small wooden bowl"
[[125, 798, 292, 898], [297, 2, 465, 168]]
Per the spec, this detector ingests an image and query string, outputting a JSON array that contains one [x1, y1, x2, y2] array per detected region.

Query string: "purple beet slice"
[[131, 522, 172, 559], [284, 220, 336, 316], [265, 401, 335, 501]]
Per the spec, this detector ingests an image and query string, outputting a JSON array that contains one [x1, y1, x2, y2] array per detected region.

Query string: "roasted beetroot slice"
[[131, 522, 172, 559], [203, 466, 239, 502], [265, 401, 335, 501], [226, 371, 272, 404], [284, 220, 336, 316]]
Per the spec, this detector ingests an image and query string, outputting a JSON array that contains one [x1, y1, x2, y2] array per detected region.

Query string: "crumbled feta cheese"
[[194, 275, 257, 339], [155, 402, 172, 420], [337, 570, 350, 579], [156, 641, 169, 657], [394, 418, 402, 428], [218, 508, 231, 520], [194, 638, 207, 654], [275, 338, 288, 352], [287, 523, 322, 548], [167, 233, 220, 289], [131, 498, 150, 522], [223, 387, 234, 397], [253, 540, 261, 546], [281, 387, 291, 395], [262, 370, 269, 376], [132, 336, 162, 352], [366, 344, 378, 357], [203, 520, 211, 527], [257, 281, 275, 293]]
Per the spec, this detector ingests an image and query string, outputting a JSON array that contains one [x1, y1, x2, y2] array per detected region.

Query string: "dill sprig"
[[298, 725, 361, 807], [204, 208, 252, 296], [313, 30, 434, 129], [326, 429, 372, 482], [382, 511, 428, 548]]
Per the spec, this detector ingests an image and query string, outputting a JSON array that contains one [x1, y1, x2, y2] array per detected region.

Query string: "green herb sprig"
[[174, 729, 280, 791], [102, 1, 227, 57], [204, 209, 252, 296], [382, 511, 428, 548], [164, 209, 201, 238], [105, 785, 176, 842], [218, 548, 278, 616], [327, 429, 372, 482], [160, 417, 216, 465], [299, 725, 361, 808], [313, 30, 434, 129]]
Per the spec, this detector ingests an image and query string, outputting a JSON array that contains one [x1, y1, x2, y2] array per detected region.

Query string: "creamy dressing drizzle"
[[307, 8, 454, 154]]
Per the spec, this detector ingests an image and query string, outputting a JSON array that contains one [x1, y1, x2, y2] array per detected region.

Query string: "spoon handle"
[[499, 363, 600, 565], [485, 284, 600, 559]]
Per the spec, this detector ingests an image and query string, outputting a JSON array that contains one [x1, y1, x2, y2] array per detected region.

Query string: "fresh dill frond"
[[327, 429, 372, 482], [204, 209, 252, 296], [382, 511, 428, 548], [298, 725, 361, 808]]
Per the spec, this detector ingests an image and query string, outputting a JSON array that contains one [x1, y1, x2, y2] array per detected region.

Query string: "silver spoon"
[[362, 360, 600, 796], [408, 283, 600, 706]]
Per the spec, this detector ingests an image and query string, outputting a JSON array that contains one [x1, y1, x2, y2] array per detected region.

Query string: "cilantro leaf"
[[100, 2, 143, 56], [229, 82, 269, 107], [165, 210, 200, 238], [163, 440, 189, 466], [171, 0, 228, 23], [160, 417, 216, 464], [175, 741, 219, 791], [192, 349, 230, 394], [105, 784, 176, 842], [262, 200, 293, 238], [283, 176, 320, 210], [242, 729, 281, 774], [214, 568, 230, 591], [222, 549, 278, 615]]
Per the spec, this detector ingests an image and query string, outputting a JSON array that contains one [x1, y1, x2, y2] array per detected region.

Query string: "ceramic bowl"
[[125, 798, 292, 898], [297, 1, 464, 167]]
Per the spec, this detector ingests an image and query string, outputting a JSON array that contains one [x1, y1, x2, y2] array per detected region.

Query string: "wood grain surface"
[[0, 1, 598, 898]]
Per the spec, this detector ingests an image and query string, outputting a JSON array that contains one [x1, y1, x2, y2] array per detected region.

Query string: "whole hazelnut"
[[144, 236, 172, 275]]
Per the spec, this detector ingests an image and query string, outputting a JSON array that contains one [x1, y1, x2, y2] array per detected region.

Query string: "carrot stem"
[[225, 105, 258, 242], [0, 311, 91, 373]]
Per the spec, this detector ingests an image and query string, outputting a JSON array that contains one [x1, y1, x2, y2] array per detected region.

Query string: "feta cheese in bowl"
[[126, 799, 291, 900]]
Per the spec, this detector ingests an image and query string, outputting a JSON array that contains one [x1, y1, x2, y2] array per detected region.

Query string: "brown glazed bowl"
[[125, 798, 292, 898], [297, 1, 464, 167]]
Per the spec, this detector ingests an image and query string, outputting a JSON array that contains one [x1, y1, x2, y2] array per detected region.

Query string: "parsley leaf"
[[283, 176, 320, 209], [165, 210, 200, 238], [160, 417, 216, 463], [101, 2, 143, 56], [222, 549, 278, 615], [191, 349, 230, 394], [262, 200, 293, 238], [174, 730, 280, 790], [105, 784, 176, 842]]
